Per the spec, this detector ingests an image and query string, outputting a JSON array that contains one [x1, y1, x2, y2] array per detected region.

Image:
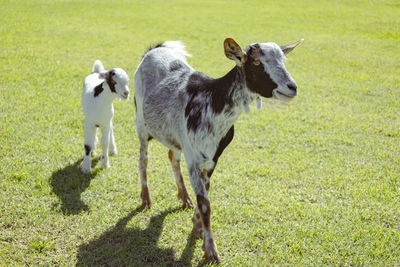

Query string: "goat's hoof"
[[182, 198, 194, 209], [191, 228, 203, 239], [191, 224, 203, 239], [102, 162, 110, 168], [141, 200, 152, 209], [204, 251, 221, 264], [140, 186, 152, 209], [177, 192, 194, 209], [81, 167, 91, 174], [109, 150, 117, 156], [191, 215, 204, 238], [203, 240, 221, 264]]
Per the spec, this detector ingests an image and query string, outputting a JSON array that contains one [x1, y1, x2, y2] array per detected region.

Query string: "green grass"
[[1, 0, 399, 265]]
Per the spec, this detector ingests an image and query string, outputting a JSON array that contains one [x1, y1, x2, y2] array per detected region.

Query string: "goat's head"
[[99, 68, 130, 100], [224, 38, 303, 102]]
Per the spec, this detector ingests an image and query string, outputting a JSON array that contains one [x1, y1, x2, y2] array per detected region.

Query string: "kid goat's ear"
[[224, 38, 247, 67], [99, 71, 108, 79], [99, 69, 115, 80]]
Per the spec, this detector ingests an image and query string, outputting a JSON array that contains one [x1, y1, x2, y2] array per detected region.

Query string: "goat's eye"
[[253, 60, 261, 66]]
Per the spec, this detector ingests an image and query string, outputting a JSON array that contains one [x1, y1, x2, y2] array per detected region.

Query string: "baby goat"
[[81, 60, 130, 173], [134, 38, 303, 262]]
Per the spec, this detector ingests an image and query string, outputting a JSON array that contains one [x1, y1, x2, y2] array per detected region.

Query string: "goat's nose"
[[287, 83, 297, 92], [123, 91, 129, 96]]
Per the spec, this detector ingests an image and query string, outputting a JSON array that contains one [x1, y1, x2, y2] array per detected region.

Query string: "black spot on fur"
[[141, 42, 165, 59], [207, 126, 234, 178], [147, 136, 153, 141], [244, 47, 277, 97], [93, 83, 104, 97], [185, 68, 240, 132], [213, 126, 234, 163], [95, 124, 99, 128], [206, 168, 215, 178], [185, 99, 203, 132], [84, 145, 91, 156], [106, 70, 116, 93]]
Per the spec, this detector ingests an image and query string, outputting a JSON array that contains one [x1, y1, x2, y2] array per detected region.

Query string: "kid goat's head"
[[224, 38, 303, 101], [99, 68, 130, 100]]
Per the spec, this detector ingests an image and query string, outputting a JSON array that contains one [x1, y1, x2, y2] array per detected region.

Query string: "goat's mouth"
[[276, 91, 296, 98], [119, 93, 129, 100], [273, 90, 297, 101]]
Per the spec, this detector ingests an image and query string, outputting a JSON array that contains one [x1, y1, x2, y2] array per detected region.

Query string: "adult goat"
[[134, 38, 303, 263]]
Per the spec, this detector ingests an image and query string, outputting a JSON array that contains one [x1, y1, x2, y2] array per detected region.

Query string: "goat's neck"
[[209, 66, 253, 134], [212, 66, 252, 114], [101, 82, 118, 104]]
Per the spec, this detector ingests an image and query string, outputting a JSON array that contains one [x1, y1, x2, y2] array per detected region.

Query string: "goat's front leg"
[[191, 169, 213, 236], [100, 123, 111, 168], [191, 169, 212, 238], [82, 120, 96, 173], [109, 121, 117, 155], [188, 163, 220, 263]]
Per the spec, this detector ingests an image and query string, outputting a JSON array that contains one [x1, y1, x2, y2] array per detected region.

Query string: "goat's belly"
[[142, 106, 184, 151], [158, 136, 182, 151], [143, 121, 182, 150], [84, 110, 113, 126]]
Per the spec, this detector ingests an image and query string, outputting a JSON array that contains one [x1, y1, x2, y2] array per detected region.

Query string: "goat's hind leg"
[[138, 134, 152, 208], [168, 150, 194, 209], [82, 121, 96, 173]]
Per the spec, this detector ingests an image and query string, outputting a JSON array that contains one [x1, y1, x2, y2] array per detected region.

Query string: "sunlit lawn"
[[0, 0, 399, 265]]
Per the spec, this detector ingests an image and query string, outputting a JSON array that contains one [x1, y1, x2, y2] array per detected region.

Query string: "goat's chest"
[[84, 103, 114, 124]]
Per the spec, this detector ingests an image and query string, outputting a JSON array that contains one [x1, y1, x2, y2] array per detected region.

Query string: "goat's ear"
[[99, 71, 108, 79], [224, 38, 247, 67], [280, 38, 304, 55]]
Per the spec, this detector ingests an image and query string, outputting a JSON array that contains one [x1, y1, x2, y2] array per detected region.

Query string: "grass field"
[[1, 0, 399, 265]]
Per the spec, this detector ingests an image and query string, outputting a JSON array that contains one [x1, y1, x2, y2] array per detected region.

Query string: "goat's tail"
[[162, 41, 192, 57], [92, 60, 105, 73], [142, 41, 192, 58]]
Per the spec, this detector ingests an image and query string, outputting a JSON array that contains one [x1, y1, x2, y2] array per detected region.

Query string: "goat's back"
[[134, 44, 195, 148], [135, 46, 192, 97]]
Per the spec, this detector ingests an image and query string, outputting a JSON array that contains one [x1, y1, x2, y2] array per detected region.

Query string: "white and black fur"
[[81, 60, 130, 173], [133, 38, 303, 263]]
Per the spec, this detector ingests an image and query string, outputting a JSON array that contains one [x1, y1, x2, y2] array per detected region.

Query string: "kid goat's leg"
[[82, 120, 96, 173], [109, 121, 117, 155], [100, 123, 111, 168], [188, 162, 220, 263], [139, 135, 152, 208], [168, 150, 194, 209]]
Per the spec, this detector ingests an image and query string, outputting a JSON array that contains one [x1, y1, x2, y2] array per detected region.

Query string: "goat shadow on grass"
[[49, 157, 100, 215], [76, 206, 199, 266]]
